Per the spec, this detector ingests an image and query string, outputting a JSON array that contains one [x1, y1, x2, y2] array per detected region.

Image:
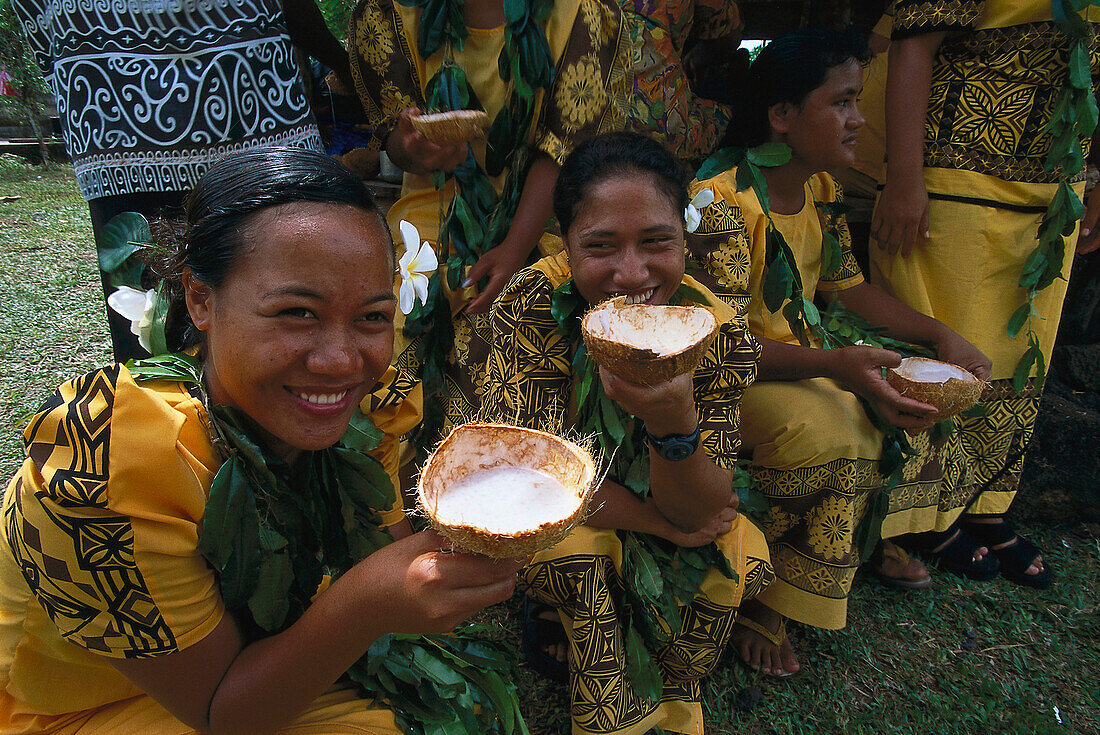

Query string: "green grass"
[[0, 159, 1096, 734]]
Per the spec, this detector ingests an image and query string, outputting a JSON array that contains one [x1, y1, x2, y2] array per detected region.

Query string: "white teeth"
[[294, 390, 348, 406], [623, 289, 655, 305]]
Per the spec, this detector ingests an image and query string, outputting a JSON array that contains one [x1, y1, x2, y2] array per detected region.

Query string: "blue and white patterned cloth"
[[14, 0, 323, 200]]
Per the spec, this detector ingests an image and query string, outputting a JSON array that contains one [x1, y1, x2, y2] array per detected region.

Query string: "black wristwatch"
[[645, 426, 700, 461]]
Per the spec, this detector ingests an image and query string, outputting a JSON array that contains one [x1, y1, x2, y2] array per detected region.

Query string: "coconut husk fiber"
[[581, 297, 719, 384], [417, 423, 596, 558]]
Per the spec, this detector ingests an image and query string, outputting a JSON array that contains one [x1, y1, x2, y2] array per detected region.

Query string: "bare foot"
[[536, 609, 568, 664], [730, 599, 800, 678]]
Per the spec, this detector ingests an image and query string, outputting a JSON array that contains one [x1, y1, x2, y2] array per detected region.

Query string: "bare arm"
[[281, 0, 353, 91], [465, 155, 559, 314], [871, 32, 945, 257], [597, 370, 734, 534], [833, 282, 992, 379], [110, 531, 521, 735], [755, 282, 990, 429], [585, 477, 738, 548]]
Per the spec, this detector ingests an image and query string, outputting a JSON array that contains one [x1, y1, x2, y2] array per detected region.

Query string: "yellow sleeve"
[[5, 365, 224, 659], [360, 366, 423, 526], [692, 317, 759, 470], [687, 171, 754, 317], [813, 173, 864, 292], [484, 268, 574, 432]]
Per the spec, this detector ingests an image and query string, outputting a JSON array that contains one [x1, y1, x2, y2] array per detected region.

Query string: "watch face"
[[662, 440, 694, 462]]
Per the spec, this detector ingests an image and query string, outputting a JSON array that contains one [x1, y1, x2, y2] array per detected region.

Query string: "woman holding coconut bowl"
[[685, 29, 993, 677], [485, 131, 774, 735], [0, 148, 525, 734]]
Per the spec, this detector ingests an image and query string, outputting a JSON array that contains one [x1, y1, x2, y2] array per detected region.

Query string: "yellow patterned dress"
[[687, 169, 976, 629], [620, 0, 737, 158], [0, 364, 418, 734], [870, 0, 1100, 515], [484, 251, 773, 735], [349, 0, 631, 442]]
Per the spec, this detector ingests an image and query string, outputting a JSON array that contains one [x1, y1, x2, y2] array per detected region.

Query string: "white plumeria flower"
[[107, 285, 156, 352], [684, 188, 714, 233], [397, 219, 438, 315]]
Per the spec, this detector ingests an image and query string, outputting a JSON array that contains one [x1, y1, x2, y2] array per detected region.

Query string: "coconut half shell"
[[581, 297, 719, 384], [410, 110, 490, 145], [417, 423, 596, 558], [886, 357, 984, 418]]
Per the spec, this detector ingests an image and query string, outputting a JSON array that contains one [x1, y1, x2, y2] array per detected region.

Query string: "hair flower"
[[397, 219, 438, 315], [684, 188, 714, 233], [106, 286, 156, 352]]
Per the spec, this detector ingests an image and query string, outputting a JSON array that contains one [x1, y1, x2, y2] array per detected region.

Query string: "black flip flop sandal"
[[906, 527, 1000, 581], [962, 521, 1053, 590], [521, 596, 569, 683]]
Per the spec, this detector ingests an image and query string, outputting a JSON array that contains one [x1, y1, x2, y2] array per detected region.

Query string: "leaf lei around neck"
[[399, 0, 556, 452], [549, 280, 738, 704], [124, 353, 529, 735]]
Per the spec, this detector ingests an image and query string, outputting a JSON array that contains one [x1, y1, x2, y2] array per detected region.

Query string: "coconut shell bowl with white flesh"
[[581, 296, 719, 385], [886, 357, 985, 419], [410, 110, 490, 146], [418, 423, 597, 559]]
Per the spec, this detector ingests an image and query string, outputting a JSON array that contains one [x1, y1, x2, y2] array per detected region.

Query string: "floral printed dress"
[[687, 168, 977, 630], [620, 0, 738, 159]]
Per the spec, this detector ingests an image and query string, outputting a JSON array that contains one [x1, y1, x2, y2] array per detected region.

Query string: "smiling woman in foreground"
[[0, 148, 522, 734]]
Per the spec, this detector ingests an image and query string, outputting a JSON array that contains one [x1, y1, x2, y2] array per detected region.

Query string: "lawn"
[[0, 157, 1095, 734]]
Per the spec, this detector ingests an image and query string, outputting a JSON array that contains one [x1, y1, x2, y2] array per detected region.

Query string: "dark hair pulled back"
[[731, 28, 871, 148], [553, 132, 689, 237], [158, 146, 388, 349]]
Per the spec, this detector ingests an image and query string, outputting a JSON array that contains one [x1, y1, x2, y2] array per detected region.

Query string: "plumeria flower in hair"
[[397, 219, 438, 315], [684, 188, 714, 233], [107, 285, 156, 352]]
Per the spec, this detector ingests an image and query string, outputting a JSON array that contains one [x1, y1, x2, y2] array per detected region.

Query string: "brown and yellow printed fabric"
[[685, 168, 977, 629], [892, 0, 983, 37], [484, 251, 773, 734], [891, 0, 1100, 187], [348, 0, 631, 161]]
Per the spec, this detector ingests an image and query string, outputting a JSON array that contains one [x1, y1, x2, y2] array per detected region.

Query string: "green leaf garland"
[[401, 0, 556, 452], [1009, 1, 1099, 392], [125, 357, 528, 734], [550, 280, 739, 703]]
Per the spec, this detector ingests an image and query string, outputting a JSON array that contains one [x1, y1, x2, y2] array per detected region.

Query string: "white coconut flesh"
[[588, 302, 716, 356], [415, 110, 485, 124], [427, 466, 581, 535], [892, 357, 977, 384]]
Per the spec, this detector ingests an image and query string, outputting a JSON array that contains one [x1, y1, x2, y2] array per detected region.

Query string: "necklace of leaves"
[[124, 353, 529, 735], [397, 0, 555, 451], [550, 279, 739, 703], [693, 144, 969, 559], [1008, 1, 1099, 394]]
